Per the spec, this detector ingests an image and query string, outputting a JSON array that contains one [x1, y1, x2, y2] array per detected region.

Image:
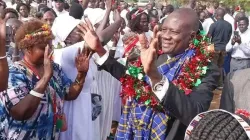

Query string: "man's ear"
[[190, 31, 196, 40]]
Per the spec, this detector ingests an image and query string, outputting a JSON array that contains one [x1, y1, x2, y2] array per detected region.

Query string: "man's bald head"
[[235, 12, 246, 22], [161, 8, 200, 56], [166, 8, 199, 32], [215, 8, 225, 19]]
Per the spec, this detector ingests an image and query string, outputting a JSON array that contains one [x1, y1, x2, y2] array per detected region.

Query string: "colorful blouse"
[[0, 62, 72, 140]]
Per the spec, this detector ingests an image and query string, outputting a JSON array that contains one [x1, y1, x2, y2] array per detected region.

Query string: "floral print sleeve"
[[0, 64, 31, 112], [52, 64, 72, 96]]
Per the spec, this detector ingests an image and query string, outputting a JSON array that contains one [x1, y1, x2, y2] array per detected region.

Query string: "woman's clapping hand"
[[75, 47, 92, 74]]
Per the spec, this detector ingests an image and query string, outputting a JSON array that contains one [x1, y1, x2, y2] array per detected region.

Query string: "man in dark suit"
[[80, 8, 219, 140]]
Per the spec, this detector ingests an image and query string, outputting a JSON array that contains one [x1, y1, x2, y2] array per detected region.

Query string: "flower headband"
[[23, 24, 51, 41], [131, 8, 145, 20], [19, 24, 53, 49]]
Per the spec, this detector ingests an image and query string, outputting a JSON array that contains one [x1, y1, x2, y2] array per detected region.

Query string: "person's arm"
[[95, 0, 112, 34], [96, 52, 127, 80], [65, 73, 86, 100], [9, 75, 51, 120], [156, 63, 220, 126], [238, 39, 250, 56], [219, 73, 235, 113], [97, 10, 122, 45], [78, 17, 126, 79], [0, 19, 8, 91], [65, 47, 92, 100]]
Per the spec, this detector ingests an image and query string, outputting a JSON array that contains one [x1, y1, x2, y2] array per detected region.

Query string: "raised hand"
[[75, 47, 92, 74], [43, 45, 53, 80], [106, 0, 112, 11], [113, 9, 122, 21], [140, 26, 162, 84], [77, 18, 106, 56]]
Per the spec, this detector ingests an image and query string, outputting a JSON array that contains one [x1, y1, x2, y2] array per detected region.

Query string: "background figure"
[[226, 17, 250, 72], [1, 8, 19, 20], [64, 2, 69, 11], [198, 11, 206, 23], [6, 18, 23, 64], [36, 7, 57, 26], [16, 3, 30, 22], [99, 1, 105, 10], [160, 4, 174, 23], [208, 8, 232, 89]]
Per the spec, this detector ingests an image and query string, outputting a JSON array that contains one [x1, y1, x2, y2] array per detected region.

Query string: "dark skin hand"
[[139, 26, 162, 86], [0, 18, 8, 91], [65, 47, 92, 100], [77, 18, 105, 56], [10, 45, 91, 121], [97, 10, 122, 45], [95, 0, 112, 34], [231, 35, 241, 45]]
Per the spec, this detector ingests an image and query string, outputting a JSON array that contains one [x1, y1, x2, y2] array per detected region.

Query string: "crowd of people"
[[0, 0, 250, 139]]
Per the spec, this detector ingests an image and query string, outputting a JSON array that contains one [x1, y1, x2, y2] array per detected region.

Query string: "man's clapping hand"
[[77, 18, 106, 57], [139, 26, 162, 86]]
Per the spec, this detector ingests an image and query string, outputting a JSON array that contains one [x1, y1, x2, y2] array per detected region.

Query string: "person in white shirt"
[[52, 15, 100, 140], [202, 9, 216, 34], [6, 0, 20, 9], [53, 0, 68, 17], [226, 17, 250, 72], [16, 3, 33, 22], [224, 7, 235, 32], [120, 2, 129, 25]]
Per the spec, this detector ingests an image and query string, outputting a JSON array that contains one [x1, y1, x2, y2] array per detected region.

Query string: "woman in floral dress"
[[0, 20, 93, 140]]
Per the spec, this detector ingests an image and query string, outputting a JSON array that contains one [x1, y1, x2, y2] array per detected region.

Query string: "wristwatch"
[[152, 76, 166, 92]]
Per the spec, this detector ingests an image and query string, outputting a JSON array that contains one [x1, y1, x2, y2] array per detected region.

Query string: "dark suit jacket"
[[99, 54, 220, 140]]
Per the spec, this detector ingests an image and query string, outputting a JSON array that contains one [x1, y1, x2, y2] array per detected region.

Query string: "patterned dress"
[[0, 61, 72, 140]]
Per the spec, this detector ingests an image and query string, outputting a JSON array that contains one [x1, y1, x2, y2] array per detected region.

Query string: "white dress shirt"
[[160, 15, 168, 24], [226, 28, 250, 59], [202, 18, 216, 34], [224, 13, 235, 32]]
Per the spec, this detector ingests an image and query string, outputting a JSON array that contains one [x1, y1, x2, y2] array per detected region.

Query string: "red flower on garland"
[[235, 109, 250, 119]]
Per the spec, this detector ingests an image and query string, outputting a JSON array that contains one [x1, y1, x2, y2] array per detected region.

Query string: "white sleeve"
[[226, 40, 234, 52], [94, 51, 110, 65], [239, 43, 250, 56]]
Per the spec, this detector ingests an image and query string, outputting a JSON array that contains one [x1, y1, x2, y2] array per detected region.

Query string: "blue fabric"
[[116, 49, 196, 140], [224, 52, 231, 74]]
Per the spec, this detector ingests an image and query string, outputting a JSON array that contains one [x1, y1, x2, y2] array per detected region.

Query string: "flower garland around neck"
[[119, 30, 214, 111]]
